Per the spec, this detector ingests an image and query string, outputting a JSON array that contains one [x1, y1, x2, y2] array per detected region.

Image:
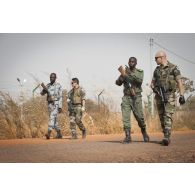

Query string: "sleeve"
[[58, 84, 62, 108], [80, 88, 86, 100], [152, 70, 157, 82], [173, 66, 182, 81]]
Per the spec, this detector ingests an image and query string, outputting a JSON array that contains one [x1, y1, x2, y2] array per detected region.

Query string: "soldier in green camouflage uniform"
[[67, 78, 87, 139], [151, 51, 185, 146], [116, 57, 150, 143]]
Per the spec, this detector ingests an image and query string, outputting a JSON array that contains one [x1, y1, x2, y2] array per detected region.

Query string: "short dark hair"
[[50, 73, 57, 78], [129, 57, 137, 62], [72, 78, 79, 84]]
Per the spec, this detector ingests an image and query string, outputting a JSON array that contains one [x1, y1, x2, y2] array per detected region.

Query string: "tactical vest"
[[69, 87, 83, 104], [154, 62, 177, 93]]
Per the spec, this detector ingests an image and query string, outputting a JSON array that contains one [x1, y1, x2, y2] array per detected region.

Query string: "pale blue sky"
[[0, 33, 195, 109]]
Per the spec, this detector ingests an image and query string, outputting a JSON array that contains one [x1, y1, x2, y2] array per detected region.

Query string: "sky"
[[0, 33, 195, 110]]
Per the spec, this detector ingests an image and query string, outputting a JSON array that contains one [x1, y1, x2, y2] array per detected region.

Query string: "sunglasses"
[[155, 56, 164, 60]]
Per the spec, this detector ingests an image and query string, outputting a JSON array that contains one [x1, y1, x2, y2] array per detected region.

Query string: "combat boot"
[[71, 131, 78, 139], [122, 130, 131, 144], [162, 129, 171, 146], [45, 130, 51, 140], [56, 130, 62, 139], [82, 130, 86, 139], [141, 128, 150, 142]]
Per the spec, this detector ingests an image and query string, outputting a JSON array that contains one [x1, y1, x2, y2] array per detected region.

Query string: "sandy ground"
[[0, 130, 195, 163]]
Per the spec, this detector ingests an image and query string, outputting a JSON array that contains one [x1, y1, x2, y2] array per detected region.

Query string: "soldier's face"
[[155, 56, 163, 65], [50, 74, 56, 83], [128, 59, 137, 69], [71, 81, 77, 88]]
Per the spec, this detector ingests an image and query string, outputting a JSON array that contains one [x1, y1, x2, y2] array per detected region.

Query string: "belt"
[[72, 103, 82, 106]]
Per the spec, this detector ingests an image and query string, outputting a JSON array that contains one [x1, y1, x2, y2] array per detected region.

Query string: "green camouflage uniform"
[[116, 66, 146, 133], [153, 61, 181, 136], [67, 87, 86, 135]]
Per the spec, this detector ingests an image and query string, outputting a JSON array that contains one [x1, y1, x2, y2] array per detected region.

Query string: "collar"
[[160, 61, 169, 68]]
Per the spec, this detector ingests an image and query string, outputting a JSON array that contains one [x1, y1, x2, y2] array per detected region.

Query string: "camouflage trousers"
[[48, 102, 60, 132], [121, 95, 146, 131], [155, 93, 176, 132], [69, 105, 86, 134]]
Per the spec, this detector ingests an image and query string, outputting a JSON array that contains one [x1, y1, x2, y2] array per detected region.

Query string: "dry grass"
[[0, 90, 195, 139]]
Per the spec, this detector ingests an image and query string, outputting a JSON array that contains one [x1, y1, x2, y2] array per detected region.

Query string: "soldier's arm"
[[58, 84, 63, 108], [173, 66, 184, 96], [80, 88, 86, 107], [40, 83, 49, 96], [177, 79, 184, 96], [40, 89, 47, 96]]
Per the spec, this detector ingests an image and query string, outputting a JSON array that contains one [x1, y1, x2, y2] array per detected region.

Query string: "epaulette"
[[136, 68, 143, 72]]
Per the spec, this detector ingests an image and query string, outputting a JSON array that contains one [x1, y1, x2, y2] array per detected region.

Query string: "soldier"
[[40, 73, 63, 139], [116, 57, 150, 144], [151, 51, 185, 146], [67, 78, 87, 139]]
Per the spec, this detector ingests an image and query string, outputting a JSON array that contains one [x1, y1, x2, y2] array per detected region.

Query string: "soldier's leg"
[[75, 106, 87, 139], [53, 104, 62, 139], [162, 99, 175, 146], [132, 95, 149, 142], [155, 96, 165, 130], [121, 96, 132, 143], [46, 103, 55, 139], [69, 110, 77, 139]]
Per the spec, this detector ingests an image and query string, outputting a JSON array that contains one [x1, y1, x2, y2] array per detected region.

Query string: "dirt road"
[[0, 131, 195, 163]]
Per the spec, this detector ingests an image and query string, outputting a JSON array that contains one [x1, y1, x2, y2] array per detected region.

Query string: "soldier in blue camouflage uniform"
[[116, 57, 150, 144], [41, 73, 63, 139], [151, 51, 185, 146], [67, 78, 87, 139]]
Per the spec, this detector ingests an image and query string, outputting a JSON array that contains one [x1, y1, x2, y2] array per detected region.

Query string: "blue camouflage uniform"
[[41, 82, 62, 133]]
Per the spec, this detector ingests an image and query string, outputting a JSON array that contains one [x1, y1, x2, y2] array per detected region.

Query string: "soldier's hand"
[[179, 95, 185, 105], [118, 65, 126, 76], [58, 108, 62, 113]]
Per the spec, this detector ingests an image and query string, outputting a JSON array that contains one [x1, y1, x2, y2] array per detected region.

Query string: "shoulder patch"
[[137, 68, 143, 72], [168, 62, 177, 69]]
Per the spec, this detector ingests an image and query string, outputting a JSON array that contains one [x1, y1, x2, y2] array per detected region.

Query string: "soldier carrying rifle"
[[40, 73, 63, 139], [116, 57, 150, 144], [151, 51, 185, 146]]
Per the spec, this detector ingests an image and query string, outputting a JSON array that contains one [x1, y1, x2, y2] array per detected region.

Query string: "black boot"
[[162, 129, 171, 146], [82, 130, 86, 139], [45, 131, 51, 140], [122, 130, 131, 144], [141, 128, 150, 142], [71, 131, 78, 139], [56, 130, 62, 139]]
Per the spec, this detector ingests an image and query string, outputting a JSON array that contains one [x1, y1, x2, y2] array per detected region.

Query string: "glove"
[[58, 108, 62, 113], [81, 106, 85, 112], [179, 95, 185, 105]]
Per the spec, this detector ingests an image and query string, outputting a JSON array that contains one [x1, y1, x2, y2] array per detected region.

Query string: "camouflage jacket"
[[41, 82, 62, 108], [116, 66, 144, 95], [153, 61, 181, 93], [67, 86, 86, 105]]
